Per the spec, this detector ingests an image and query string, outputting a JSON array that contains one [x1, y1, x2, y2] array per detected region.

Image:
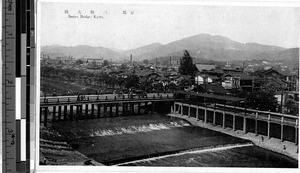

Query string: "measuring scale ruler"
[[2, 0, 34, 172]]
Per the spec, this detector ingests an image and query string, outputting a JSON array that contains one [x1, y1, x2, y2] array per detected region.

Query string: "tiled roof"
[[262, 67, 290, 77], [223, 72, 254, 80]]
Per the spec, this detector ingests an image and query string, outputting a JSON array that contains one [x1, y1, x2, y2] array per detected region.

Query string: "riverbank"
[[168, 113, 299, 160], [40, 127, 103, 166]]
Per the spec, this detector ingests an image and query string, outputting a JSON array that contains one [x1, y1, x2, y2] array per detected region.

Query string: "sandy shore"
[[168, 113, 299, 160]]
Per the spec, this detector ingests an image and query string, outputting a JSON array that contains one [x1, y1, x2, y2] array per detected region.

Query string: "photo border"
[[33, 0, 300, 172]]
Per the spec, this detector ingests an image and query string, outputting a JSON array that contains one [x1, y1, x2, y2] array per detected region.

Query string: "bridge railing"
[[174, 101, 298, 128], [40, 93, 175, 106], [172, 101, 299, 145]]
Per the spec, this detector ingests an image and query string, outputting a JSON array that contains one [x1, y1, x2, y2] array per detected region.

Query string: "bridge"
[[171, 101, 298, 145], [39, 91, 298, 146], [40, 93, 175, 127]]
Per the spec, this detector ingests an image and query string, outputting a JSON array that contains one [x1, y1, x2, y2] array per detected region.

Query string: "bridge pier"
[[44, 107, 48, 127], [152, 102, 155, 114], [69, 105, 73, 120], [222, 112, 225, 128], [243, 117, 247, 134], [52, 106, 56, 122], [281, 124, 284, 142], [188, 104, 191, 117], [196, 107, 199, 121], [63, 105, 67, 121], [204, 105, 207, 123], [91, 104, 95, 118], [181, 102, 183, 116], [296, 127, 298, 146], [131, 102, 134, 115], [75, 105, 79, 120], [267, 113, 271, 139], [104, 104, 107, 117], [138, 102, 141, 115], [97, 104, 101, 118], [110, 103, 113, 117], [58, 106, 62, 121], [145, 102, 148, 114], [116, 103, 119, 116], [281, 117, 284, 142], [85, 104, 89, 117], [233, 114, 236, 131]]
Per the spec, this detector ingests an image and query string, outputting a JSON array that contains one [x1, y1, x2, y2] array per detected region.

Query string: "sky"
[[40, 1, 300, 50]]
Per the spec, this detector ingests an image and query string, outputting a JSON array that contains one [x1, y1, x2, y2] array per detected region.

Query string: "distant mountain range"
[[41, 34, 299, 65]]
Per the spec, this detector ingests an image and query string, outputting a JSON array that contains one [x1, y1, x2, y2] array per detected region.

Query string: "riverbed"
[[50, 114, 298, 167]]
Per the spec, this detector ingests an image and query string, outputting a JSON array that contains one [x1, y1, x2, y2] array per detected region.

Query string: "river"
[[52, 114, 298, 167]]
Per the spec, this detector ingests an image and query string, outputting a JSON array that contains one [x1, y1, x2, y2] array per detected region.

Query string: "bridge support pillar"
[[222, 112, 225, 128], [233, 114, 236, 131], [188, 104, 191, 117], [97, 104, 101, 118], [63, 105, 67, 120], [110, 103, 113, 117], [69, 105, 73, 120], [75, 106, 79, 120], [52, 106, 56, 122], [205, 106, 207, 123], [213, 110, 216, 126], [104, 104, 107, 117], [116, 103, 119, 116], [138, 102, 141, 115], [58, 106, 62, 121], [132, 103, 135, 115], [79, 105, 83, 120], [91, 104, 95, 118], [122, 103, 125, 116], [85, 104, 89, 117], [255, 113, 258, 136], [181, 103, 183, 116], [295, 127, 298, 146], [267, 113, 271, 139], [281, 124, 284, 142], [267, 122, 270, 139], [145, 102, 148, 114], [281, 117, 284, 142], [196, 107, 199, 121], [174, 102, 176, 113], [44, 107, 48, 127], [151, 102, 155, 114], [243, 117, 247, 134]]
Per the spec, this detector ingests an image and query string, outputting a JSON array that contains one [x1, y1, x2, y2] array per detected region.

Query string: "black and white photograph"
[[37, 0, 299, 170]]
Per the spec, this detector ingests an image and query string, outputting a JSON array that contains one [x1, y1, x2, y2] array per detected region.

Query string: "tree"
[[103, 60, 109, 67], [143, 59, 149, 65], [123, 75, 139, 89], [246, 91, 277, 111], [75, 59, 84, 65], [179, 50, 198, 76]]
